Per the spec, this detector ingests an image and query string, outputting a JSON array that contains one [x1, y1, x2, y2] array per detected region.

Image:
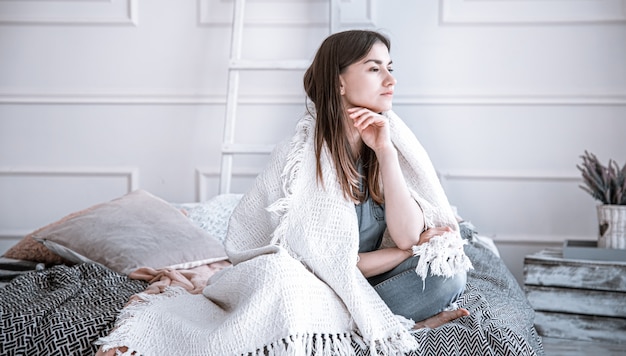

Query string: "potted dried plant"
[[577, 150, 626, 249]]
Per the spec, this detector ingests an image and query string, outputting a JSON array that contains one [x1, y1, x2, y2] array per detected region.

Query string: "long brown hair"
[[303, 30, 390, 204]]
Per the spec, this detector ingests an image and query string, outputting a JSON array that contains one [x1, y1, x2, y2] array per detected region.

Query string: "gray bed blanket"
[[0, 237, 543, 355], [0, 263, 147, 356]]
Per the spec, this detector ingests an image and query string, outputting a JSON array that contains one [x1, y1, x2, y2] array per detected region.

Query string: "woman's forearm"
[[357, 247, 412, 278], [376, 146, 425, 250]]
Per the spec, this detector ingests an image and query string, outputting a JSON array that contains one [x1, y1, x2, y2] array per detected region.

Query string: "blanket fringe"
[[266, 115, 312, 247], [275, 331, 418, 356], [253, 332, 358, 356], [95, 287, 189, 355], [367, 330, 420, 356], [412, 232, 473, 281]]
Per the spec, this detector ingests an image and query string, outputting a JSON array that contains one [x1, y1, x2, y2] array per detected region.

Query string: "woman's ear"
[[339, 76, 346, 95]]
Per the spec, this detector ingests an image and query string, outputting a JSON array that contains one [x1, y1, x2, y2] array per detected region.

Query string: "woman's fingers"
[[348, 107, 385, 131], [425, 226, 452, 237], [419, 226, 454, 245]]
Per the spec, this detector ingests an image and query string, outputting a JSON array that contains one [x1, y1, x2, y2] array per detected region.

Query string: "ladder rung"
[[229, 59, 310, 70], [222, 143, 275, 154]]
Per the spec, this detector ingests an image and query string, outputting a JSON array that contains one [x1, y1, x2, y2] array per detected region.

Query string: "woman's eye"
[[370, 67, 380, 72], [388, 68, 394, 72]]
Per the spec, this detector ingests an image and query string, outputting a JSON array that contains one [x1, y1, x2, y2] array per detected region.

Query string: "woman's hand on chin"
[[347, 107, 392, 152]]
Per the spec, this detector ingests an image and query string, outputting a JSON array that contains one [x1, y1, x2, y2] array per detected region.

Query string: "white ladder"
[[219, 0, 341, 194]]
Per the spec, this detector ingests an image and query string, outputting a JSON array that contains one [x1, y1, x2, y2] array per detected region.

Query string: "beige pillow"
[[3, 234, 73, 266], [27, 189, 227, 275]]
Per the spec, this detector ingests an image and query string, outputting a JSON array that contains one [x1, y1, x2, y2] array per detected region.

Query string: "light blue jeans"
[[367, 255, 467, 322]]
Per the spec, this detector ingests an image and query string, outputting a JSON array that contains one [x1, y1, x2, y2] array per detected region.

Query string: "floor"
[[542, 337, 625, 356]]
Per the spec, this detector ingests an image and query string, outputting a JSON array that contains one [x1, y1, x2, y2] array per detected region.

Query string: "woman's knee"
[[444, 270, 467, 299], [424, 270, 466, 301]]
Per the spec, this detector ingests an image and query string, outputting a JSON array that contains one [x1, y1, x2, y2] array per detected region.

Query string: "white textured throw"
[[98, 110, 472, 356]]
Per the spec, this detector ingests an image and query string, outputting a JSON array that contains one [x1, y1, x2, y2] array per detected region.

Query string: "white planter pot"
[[597, 205, 626, 249]]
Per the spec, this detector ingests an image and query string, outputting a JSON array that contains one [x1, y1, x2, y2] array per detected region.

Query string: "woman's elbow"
[[394, 233, 421, 250]]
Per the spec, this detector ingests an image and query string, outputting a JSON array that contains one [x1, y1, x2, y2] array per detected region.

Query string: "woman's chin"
[[378, 104, 393, 113], [368, 104, 393, 113], [344, 101, 392, 113]]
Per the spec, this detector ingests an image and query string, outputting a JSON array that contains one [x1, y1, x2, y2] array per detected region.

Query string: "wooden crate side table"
[[523, 248, 626, 344]]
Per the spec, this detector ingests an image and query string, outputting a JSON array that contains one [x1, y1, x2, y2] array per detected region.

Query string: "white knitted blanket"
[[98, 110, 472, 356]]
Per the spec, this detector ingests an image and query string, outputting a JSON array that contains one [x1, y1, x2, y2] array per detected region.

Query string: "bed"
[[0, 189, 545, 355]]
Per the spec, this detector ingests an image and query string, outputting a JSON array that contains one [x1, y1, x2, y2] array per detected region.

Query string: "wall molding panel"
[[441, 0, 626, 25], [0, 0, 138, 26], [0, 166, 139, 192], [438, 170, 581, 183], [0, 167, 139, 240], [0, 92, 224, 105], [198, 0, 375, 27], [0, 230, 30, 241]]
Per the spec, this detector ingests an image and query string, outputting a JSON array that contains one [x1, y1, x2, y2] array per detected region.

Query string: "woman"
[[218, 29, 472, 352], [303, 29, 470, 326]]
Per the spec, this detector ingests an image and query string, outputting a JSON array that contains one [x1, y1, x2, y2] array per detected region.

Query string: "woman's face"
[[339, 42, 396, 113]]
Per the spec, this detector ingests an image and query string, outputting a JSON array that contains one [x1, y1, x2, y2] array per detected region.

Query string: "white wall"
[[1, 0, 625, 285]]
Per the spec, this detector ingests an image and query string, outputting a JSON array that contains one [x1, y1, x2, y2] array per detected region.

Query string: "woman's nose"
[[385, 72, 397, 86]]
